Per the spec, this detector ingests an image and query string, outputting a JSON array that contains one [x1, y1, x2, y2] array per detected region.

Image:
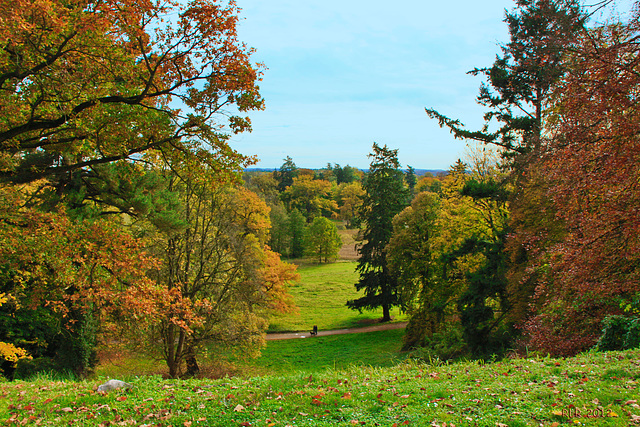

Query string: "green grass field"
[[5, 349, 640, 426], [241, 329, 408, 376], [268, 260, 405, 332]]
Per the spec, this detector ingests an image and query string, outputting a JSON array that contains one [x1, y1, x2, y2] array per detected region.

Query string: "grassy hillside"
[[242, 329, 408, 376], [4, 349, 640, 426], [98, 329, 408, 380], [267, 261, 406, 332]]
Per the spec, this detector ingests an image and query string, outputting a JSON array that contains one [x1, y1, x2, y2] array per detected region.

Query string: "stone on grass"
[[97, 379, 133, 392]]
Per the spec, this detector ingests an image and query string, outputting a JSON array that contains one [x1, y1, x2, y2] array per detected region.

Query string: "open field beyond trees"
[[3, 350, 640, 426], [267, 260, 406, 333], [97, 260, 408, 379]]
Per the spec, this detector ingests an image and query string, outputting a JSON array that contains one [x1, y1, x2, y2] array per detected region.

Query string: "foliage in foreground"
[[2, 350, 640, 426]]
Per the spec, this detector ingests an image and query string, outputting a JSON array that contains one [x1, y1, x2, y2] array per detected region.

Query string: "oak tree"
[[0, 0, 262, 192]]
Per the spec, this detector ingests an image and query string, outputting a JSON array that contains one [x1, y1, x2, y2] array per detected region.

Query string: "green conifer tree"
[[347, 143, 409, 322]]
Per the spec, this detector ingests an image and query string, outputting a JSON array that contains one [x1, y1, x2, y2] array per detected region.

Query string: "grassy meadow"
[[3, 350, 640, 426], [267, 260, 406, 332], [241, 329, 408, 376], [97, 258, 408, 379]]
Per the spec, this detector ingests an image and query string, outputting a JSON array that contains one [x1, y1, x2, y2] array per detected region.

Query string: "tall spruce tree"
[[347, 143, 409, 322], [426, 0, 586, 156], [274, 156, 298, 193]]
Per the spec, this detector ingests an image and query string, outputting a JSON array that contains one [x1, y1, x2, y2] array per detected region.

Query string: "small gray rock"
[[97, 379, 133, 392]]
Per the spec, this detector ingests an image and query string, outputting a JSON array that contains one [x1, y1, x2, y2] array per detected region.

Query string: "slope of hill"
[[3, 349, 639, 426]]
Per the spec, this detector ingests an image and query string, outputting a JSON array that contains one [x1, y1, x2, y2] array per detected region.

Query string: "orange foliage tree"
[[0, 0, 265, 376], [0, 186, 167, 376], [0, 0, 263, 186], [144, 167, 297, 378]]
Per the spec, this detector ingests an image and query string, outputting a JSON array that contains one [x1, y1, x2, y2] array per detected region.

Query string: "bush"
[[625, 318, 640, 349], [596, 315, 640, 351], [14, 358, 59, 380], [408, 322, 466, 362]]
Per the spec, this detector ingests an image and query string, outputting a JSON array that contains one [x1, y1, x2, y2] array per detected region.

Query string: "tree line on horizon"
[[1, 0, 639, 379]]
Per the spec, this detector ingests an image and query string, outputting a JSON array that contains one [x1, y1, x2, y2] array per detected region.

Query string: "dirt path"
[[266, 322, 408, 341]]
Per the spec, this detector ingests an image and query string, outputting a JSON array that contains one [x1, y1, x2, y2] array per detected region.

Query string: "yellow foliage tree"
[[0, 293, 30, 370]]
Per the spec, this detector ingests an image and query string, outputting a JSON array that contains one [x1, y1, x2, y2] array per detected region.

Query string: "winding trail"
[[266, 322, 408, 341]]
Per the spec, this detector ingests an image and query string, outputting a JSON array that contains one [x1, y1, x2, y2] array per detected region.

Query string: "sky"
[[229, 0, 633, 170]]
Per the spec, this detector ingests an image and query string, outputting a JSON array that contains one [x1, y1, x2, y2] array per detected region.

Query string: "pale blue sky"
[[230, 0, 633, 170]]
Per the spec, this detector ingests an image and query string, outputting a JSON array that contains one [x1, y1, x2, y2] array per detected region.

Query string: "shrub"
[[624, 318, 640, 349], [408, 322, 466, 362], [596, 315, 640, 351]]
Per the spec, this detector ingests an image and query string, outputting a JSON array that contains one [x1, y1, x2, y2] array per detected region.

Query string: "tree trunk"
[[184, 342, 200, 378], [185, 353, 200, 378], [382, 304, 391, 322]]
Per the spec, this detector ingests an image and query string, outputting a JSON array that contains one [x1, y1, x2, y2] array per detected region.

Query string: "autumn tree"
[[521, 15, 640, 355], [0, 0, 265, 375], [446, 148, 511, 355], [393, 147, 511, 357], [283, 176, 337, 222], [424, 0, 587, 354], [0, 293, 30, 377], [347, 143, 409, 322], [334, 181, 365, 228], [145, 168, 297, 377], [387, 192, 445, 349], [0, 0, 262, 190], [243, 171, 280, 206], [0, 187, 167, 378], [304, 217, 342, 263], [416, 173, 443, 194]]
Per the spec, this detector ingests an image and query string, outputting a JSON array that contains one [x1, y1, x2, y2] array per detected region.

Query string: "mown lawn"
[[4, 349, 640, 426], [240, 329, 408, 376], [268, 261, 406, 332]]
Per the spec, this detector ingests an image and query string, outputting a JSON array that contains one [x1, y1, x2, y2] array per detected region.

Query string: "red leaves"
[[311, 393, 325, 406], [520, 18, 640, 356]]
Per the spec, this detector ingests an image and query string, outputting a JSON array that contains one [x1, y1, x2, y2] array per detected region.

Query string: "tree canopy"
[[0, 0, 263, 189]]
